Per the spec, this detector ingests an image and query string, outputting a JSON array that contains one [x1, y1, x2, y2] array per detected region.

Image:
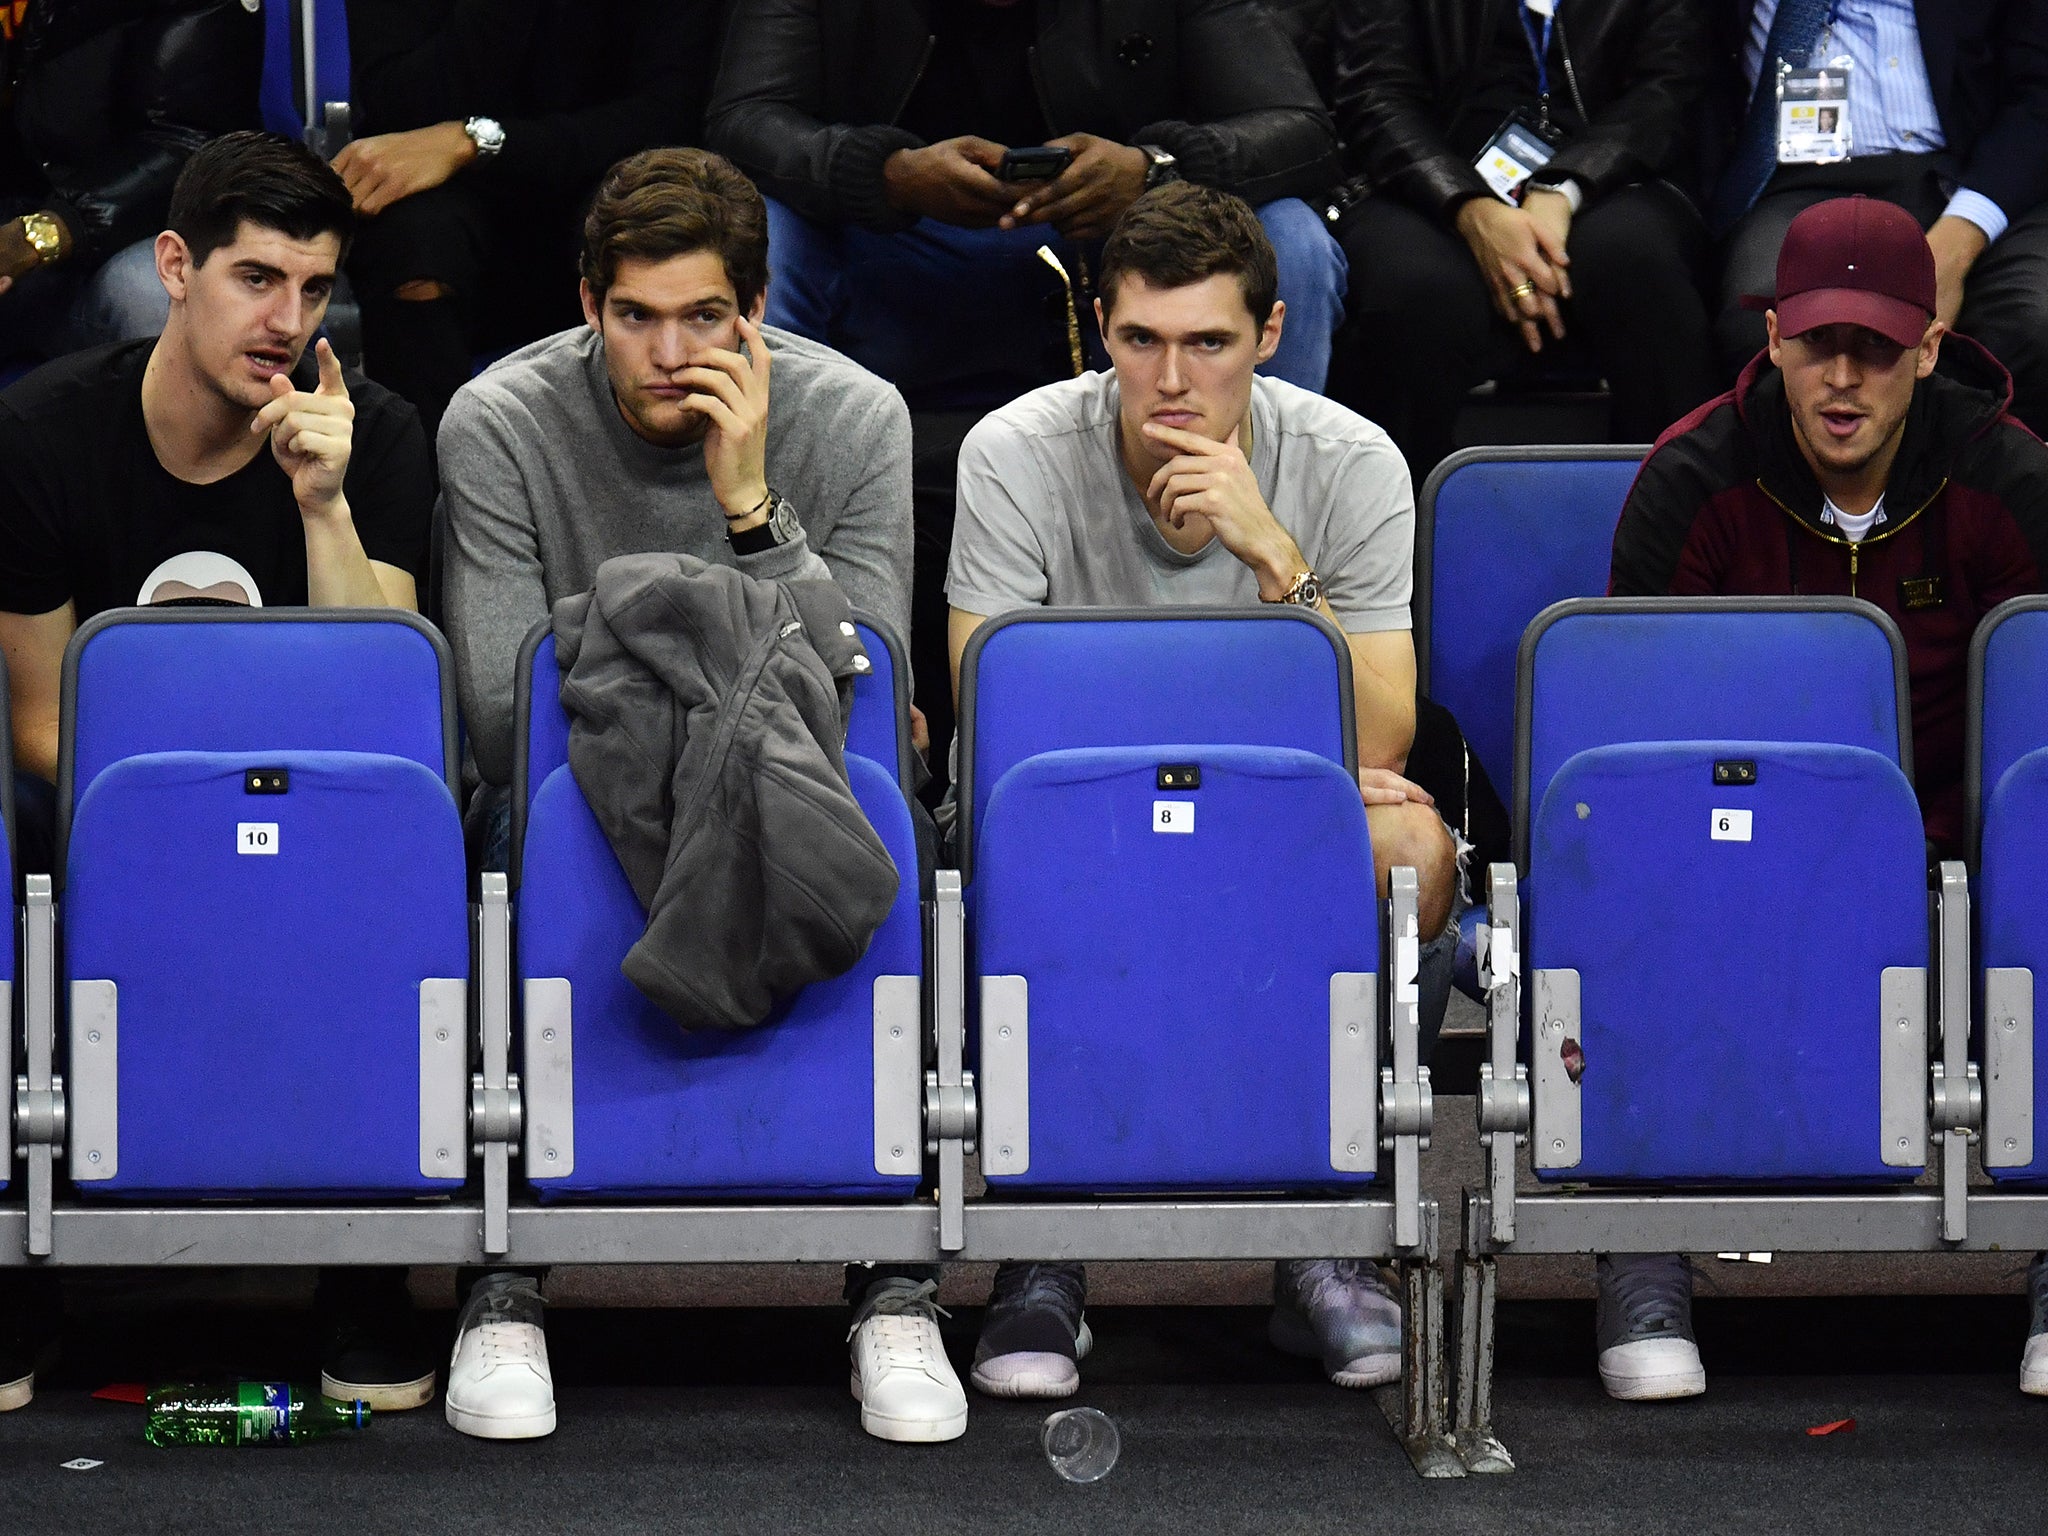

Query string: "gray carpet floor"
[[5, 1299, 2048, 1534]]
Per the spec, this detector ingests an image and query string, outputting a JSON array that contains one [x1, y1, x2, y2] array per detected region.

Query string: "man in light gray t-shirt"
[[950, 366, 1411, 631], [945, 182, 1460, 1413]]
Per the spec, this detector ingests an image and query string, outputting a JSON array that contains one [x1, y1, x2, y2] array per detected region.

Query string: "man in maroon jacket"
[[1602, 193, 2048, 1404]]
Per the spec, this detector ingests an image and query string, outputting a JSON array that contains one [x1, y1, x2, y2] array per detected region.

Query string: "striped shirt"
[[1741, 0, 2008, 240]]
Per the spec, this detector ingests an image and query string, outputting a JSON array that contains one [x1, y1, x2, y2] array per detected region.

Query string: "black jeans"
[[1332, 180, 1720, 483], [346, 177, 585, 443], [1717, 153, 2048, 436]]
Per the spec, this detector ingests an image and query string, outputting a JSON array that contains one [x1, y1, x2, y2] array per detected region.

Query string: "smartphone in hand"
[[997, 146, 1074, 182]]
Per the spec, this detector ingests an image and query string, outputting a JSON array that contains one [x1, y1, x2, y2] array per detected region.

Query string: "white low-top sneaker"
[[849, 1278, 967, 1443], [1596, 1253, 1706, 1401], [445, 1273, 557, 1440], [2022, 1252, 2048, 1395]]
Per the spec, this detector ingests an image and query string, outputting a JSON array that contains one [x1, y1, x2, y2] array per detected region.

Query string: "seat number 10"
[[237, 822, 280, 856]]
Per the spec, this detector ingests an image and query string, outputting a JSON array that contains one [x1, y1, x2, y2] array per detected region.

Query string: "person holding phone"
[[705, 0, 1348, 408]]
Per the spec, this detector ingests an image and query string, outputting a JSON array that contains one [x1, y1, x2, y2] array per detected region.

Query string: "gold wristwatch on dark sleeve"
[[20, 212, 65, 265]]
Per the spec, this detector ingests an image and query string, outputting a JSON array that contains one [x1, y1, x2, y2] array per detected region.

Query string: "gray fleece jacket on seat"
[[554, 552, 900, 1031]]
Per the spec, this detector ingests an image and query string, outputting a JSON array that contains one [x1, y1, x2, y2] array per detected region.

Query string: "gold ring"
[[1510, 282, 1536, 298]]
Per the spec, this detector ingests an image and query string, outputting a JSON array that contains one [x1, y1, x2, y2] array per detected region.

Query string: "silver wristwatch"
[[463, 116, 506, 158], [1139, 144, 1179, 190], [727, 491, 801, 555]]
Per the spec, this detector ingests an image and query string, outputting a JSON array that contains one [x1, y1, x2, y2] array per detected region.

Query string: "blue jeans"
[[765, 196, 1346, 410], [0, 236, 169, 366]]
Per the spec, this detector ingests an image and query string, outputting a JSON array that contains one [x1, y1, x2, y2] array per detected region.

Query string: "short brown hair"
[[1098, 183, 1278, 325], [580, 148, 769, 311]]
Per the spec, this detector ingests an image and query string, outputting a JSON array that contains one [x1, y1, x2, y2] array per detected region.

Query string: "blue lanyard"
[[1519, 4, 1556, 116]]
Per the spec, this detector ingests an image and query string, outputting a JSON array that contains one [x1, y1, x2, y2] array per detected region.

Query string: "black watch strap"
[[727, 517, 780, 556]]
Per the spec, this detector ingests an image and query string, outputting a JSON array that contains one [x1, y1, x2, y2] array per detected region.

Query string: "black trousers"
[[1718, 153, 2048, 437], [1331, 181, 1720, 482], [346, 177, 585, 444]]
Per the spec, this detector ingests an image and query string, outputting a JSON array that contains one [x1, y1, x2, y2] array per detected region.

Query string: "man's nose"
[[1822, 349, 1860, 390], [1159, 345, 1187, 394], [650, 322, 694, 373]]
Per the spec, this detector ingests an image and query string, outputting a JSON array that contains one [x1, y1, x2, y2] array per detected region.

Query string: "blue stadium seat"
[[516, 754, 922, 1197], [58, 611, 469, 1197], [958, 610, 1400, 1195], [955, 607, 1354, 878], [1416, 445, 1645, 798], [1971, 597, 2048, 1182], [1530, 740, 1926, 1181], [1514, 598, 1924, 1183], [511, 611, 913, 882], [1514, 597, 1910, 864], [512, 619, 924, 1198]]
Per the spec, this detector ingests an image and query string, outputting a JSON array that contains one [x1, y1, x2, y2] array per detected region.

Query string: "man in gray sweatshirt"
[[441, 146, 913, 797], [437, 148, 939, 1446]]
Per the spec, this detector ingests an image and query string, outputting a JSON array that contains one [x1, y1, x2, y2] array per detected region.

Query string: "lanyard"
[[1519, 3, 1556, 123]]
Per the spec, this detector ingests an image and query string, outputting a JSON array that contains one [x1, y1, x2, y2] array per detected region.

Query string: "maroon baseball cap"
[[1768, 196, 1936, 348]]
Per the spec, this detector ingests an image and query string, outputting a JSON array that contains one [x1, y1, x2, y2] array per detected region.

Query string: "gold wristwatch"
[[20, 212, 65, 264]]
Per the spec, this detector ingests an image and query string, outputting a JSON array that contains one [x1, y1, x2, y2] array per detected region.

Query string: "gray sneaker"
[[971, 1262, 1092, 1399], [2021, 1252, 2048, 1395], [1596, 1252, 1704, 1401], [1269, 1258, 1402, 1388]]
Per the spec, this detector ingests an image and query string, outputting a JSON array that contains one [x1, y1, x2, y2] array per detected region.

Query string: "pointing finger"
[[314, 337, 348, 397]]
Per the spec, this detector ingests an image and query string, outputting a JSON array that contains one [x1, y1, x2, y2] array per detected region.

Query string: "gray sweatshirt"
[[439, 323, 913, 786]]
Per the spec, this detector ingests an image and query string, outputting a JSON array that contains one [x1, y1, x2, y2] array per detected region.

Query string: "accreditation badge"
[[1473, 111, 1566, 205], [1777, 59, 1853, 165]]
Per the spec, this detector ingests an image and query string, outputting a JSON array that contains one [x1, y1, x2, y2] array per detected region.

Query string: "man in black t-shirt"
[[0, 131, 430, 789], [0, 131, 434, 1423]]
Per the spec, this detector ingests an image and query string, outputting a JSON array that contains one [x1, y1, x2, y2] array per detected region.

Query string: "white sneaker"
[[2022, 1252, 2048, 1395], [444, 1273, 556, 1440], [0, 1365, 29, 1413], [849, 1278, 967, 1443], [1596, 1253, 1705, 1401]]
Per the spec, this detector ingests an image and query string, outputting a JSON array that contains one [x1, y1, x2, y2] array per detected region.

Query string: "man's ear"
[[580, 278, 601, 333], [1093, 295, 1107, 349], [1255, 301, 1285, 366], [1916, 319, 1946, 380], [747, 288, 767, 327], [1764, 309, 1783, 369], [155, 230, 192, 304]]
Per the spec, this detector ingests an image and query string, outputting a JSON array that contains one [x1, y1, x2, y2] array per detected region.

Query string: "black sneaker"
[[1595, 1252, 1704, 1401], [970, 1262, 1091, 1399], [316, 1269, 436, 1410]]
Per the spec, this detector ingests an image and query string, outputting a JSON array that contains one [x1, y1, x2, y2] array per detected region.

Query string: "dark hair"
[[168, 130, 356, 268], [580, 148, 769, 311], [1098, 183, 1278, 326]]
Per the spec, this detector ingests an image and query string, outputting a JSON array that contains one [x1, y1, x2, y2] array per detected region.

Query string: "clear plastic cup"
[[1041, 1406, 1120, 1483]]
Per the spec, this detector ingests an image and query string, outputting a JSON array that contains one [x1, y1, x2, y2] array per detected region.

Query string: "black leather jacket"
[[5, 0, 260, 265], [1332, 0, 1710, 222], [706, 0, 1340, 233]]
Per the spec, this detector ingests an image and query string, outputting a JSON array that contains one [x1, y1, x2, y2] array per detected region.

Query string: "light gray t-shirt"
[[947, 370, 1413, 632], [440, 324, 912, 787]]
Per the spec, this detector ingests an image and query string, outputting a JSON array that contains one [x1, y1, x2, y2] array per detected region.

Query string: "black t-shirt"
[[1448, 3, 1591, 162], [0, 340, 432, 619], [898, 0, 1048, 149]]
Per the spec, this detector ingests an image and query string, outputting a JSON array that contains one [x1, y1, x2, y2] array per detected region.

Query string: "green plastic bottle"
[[144, 1382, 370, 1447]]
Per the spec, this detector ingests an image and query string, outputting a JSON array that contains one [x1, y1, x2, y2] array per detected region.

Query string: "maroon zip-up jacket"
[[1609, 336, 2048, 853]]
